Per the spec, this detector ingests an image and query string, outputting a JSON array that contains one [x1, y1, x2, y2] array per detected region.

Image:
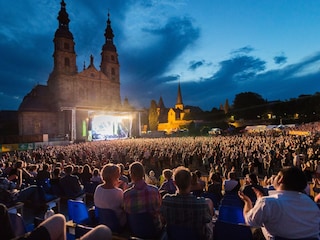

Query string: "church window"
[[111, 68, 115, 75], [65, 58, 70, 67], [111, 55, 115, 61]]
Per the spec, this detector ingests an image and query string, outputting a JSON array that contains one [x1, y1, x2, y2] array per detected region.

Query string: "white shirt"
[[94, 185, 126, 226], [245, 190, 320, 240]]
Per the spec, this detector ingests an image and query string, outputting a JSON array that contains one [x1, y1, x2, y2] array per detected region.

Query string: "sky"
[[1, 0, 320, 112]]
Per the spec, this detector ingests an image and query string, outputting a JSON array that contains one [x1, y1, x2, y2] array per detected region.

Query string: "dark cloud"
[[230, 46, 254, 55], [188, 60, 205, 71], [273, 54, 287, 65]]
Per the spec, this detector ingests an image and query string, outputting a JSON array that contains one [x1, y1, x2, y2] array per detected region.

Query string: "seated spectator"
[[59, 165, 84, 198], [90, 168, 103, 184], [159, 169, 177, 196], [207, 171, 223, 203], [37, 163, 51, 182], [241, 173, 266, 204], [146, 170, 159, 187], [117, 163, 128, 191], [0, 203, 112, 240], [161, 166, 214, 239], [80, 164, 92, 185], [223, 171, 240, 194], [94, 164, 126, 227], [239, 166, 320, 239], [190, 171, 205, 196], [123, 161, 162, 231]]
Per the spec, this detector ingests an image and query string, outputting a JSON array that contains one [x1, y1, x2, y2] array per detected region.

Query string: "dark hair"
[[174, 166, 191, 191], [248, 173, 259, 185], [280, 166, 307, 192]]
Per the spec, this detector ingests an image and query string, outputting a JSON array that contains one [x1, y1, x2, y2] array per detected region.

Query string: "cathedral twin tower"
[[19, 0, 126, 141]]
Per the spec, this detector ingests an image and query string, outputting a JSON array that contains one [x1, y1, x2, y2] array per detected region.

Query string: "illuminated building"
[[18, 0, 139, 142]]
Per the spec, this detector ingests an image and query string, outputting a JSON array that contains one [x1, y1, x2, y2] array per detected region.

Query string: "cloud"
[[188, 60, 205, 71], [273, 54, 287, 65], [230, 45, 254, 55]]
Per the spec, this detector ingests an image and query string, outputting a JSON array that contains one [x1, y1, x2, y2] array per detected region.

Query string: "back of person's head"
[[93, 168, 100, 176], [129, 162, 145, 181], [174, 166, 191, 191], [195, 170, 202, 178], [64, 165, 73, 175], [248, 173, 259, 185], [118, 163, 125, 174], [83, 164, 91, 173], [228, 171, 237, 180], [42, 163, 49, 171], [53, 167, 61, 177], [163, 169, 173, 180], [102, 164, 120, 183], [280, 166, 307, 192]]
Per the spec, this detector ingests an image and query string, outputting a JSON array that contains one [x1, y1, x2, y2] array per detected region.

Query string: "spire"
[[176, 81, 183, 105], [102, 11, 116, 51], [89, 54, 94, 67], [158, 96, 165, 109], [55, 0, 73, 39], [175, 81, 184, 110]]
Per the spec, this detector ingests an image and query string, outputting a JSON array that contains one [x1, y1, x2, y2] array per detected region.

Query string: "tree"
[[233, 92, 266, 109], [148, 100, 158, 131], [224, 99, 230, 114], [232, 92, 266, 119]]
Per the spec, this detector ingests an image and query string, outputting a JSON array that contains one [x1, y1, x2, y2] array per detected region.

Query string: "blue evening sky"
[[0, 0, 320, 111]]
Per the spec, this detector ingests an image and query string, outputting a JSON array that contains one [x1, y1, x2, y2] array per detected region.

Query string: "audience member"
[[59, 165, 84, 198], [161, 166, 214, 239], [239, 166, 320, 239], [123, 161, 162, 231], [241, 173, 266, 204], [158, 169, 177, 196], [94, 163, 126, 227], [0, 203, 111, 240]]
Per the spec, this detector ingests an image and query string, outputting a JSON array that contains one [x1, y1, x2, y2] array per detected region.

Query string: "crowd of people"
[[0, 121, 320, 239]]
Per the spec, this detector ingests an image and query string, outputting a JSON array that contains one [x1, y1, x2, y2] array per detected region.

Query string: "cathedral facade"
[[18, 1, 137, 142]]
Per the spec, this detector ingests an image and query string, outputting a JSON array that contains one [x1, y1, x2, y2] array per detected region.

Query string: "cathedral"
[[18, 0, 138, 142]]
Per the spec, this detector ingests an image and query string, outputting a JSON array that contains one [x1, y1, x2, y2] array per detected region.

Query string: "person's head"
[[93, 168, 100, 177], [101, 164, 120, 185], [42, 163, 49, 171], [64, 165, 73, 175], [118, 163, 125, 174], [228, 171, 237, 180], [149, 170, 155, 177], [162, 169, 173, 180], [273, 166, 307, 192], [173, 166, 191, 193], [129, 161, 145, 182], [53, 167, 61, 178], [246, 173, 259, 185]]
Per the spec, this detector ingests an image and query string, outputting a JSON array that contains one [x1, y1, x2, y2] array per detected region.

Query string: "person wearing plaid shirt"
[[161, 166, 213, 239], [123, 161, 162, 230]]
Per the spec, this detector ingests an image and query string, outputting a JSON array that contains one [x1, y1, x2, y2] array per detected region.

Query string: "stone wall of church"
[[19, 112, 59, 136]]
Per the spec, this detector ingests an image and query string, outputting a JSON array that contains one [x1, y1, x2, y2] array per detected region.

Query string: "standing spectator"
[[239, 166, 320, 239], [123, 162, 162, 231]]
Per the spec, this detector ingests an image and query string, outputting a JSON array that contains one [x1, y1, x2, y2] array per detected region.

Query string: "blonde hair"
[[101, 163, 120, 183]]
